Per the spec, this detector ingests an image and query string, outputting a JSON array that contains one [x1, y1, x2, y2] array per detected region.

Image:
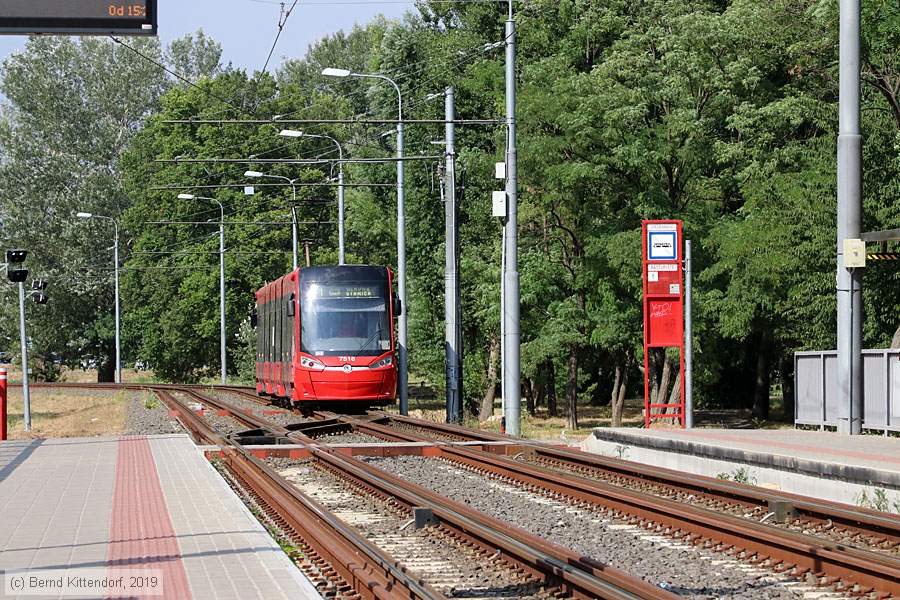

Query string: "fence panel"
[[794, 349, 899, 432]]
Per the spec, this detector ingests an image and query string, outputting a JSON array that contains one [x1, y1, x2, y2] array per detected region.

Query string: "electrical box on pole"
[[642, 220, 686, 427], [492, 191, 507, 218], [843, 238, 866, 268]]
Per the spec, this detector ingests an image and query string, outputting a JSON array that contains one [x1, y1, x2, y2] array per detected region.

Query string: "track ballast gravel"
[[267, 458, 551, 599], [317, 432, 385, 444], [125, 392, 184, 435], [211, 391, 312, 427], [362, 456, 823, 600]]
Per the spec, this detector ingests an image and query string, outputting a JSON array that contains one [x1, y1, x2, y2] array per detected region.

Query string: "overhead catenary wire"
[[110, 36, 248, 117], [261, 0, 301, 73], [156, 156, 441, 164], [143, 220, 334, 225]]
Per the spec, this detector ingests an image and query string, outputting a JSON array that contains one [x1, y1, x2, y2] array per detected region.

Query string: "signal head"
[[6, 249, 27, 264], [7, 268, 28, 283]]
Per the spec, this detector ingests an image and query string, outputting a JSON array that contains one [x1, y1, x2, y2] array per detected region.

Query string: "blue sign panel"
[[648, 231, 677, 261]]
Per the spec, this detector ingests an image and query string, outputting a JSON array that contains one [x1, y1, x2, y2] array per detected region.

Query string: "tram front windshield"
[[300, 281, 391, 357]]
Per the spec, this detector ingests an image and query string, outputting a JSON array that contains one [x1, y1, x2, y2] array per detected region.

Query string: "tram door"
[[282, 277, 295, 396]]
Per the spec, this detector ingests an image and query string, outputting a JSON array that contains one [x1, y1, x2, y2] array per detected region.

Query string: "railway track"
[[20, 383, 900, 597], [156, 387, 672, 599], [152, 388, 445, 600], [309, 412, 900, 598], [321, 411, 900, 553]]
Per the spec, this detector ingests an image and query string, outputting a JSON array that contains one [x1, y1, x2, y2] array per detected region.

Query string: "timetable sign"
[[0, 0, 157, 35], [646, 223, 679, 261]]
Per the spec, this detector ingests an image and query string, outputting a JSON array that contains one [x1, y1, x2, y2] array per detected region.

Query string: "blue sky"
[[0, 0, 411, 71]]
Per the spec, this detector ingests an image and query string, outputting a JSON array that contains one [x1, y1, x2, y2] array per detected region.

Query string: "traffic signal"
[[31, 280, 47, 291], [33, 293, 48, 305], [7, 268, 28, 283], [6, 249, 27, 264]]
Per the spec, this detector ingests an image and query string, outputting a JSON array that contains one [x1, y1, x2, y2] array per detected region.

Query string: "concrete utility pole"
[[217, 207, 226, 385], [503, 2, 521, 436], [17, 281, 31, 430], [444, 87, 463, 424], [836, 0, 863, 434]]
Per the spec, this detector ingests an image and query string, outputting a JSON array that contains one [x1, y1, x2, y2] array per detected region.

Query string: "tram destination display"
[[0, 0, 157, 35]]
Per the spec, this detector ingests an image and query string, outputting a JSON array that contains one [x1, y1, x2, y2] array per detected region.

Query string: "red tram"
[[253, 265, 400, 409]]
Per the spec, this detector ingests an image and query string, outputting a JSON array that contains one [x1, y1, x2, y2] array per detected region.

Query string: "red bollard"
[[0, 367, 7, 441]]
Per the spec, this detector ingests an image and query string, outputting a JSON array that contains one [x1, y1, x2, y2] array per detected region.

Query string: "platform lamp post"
[[322, 66, 408, 415], [176, 195, 227, 385], [244, 171, 300, 270], [76, 212, 122, 384], [278, 129, 347, 265]]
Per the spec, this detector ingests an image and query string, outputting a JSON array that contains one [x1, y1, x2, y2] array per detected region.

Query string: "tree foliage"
[[2, 1, 899, 425]]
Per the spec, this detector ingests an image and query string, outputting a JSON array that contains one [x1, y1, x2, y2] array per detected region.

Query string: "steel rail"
[[220, 445, 445, 600], [328, 413, 900, 597], [21, 382, 900, 545], [366, 411, 900, 550], [152, 389, 226, 445], [168, 392, 675, 599], [293, 438, 673, 600], [155, 388, 442, 600]]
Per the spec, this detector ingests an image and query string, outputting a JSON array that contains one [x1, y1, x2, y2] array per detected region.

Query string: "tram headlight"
[[369, 356, 393, 369], [300, 356, 325, 371]]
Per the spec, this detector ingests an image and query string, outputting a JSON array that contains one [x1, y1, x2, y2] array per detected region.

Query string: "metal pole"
[[502, 6, 521, 436], [18, 281, 31, 431], [290, 186, 298, 271], [338, 164, 346, 265], [500, 221, 506, 421], [113, 229, 121, 385], [684, 239, 693, 429], [219, 211, 227, 385], [304, 241, 311, 267], [444, 87, 462, 424], [397, 93, 409, 416], [836, 0, 863, 434]]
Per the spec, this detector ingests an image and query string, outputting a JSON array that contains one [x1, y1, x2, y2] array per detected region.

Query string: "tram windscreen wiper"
[[355, 322, 383, 355]]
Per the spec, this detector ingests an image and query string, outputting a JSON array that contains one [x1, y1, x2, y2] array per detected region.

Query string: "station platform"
[[581, 427, 900, 508], [0, 434, 322, 600]]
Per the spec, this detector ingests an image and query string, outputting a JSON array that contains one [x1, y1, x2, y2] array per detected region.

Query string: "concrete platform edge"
[[587, 429, 900, 489]]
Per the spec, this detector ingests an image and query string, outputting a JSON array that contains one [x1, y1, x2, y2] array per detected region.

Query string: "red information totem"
[[642, 220, 685, 427]]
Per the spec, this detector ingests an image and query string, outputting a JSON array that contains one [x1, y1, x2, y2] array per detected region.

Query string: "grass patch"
[[5, 388, 129, 439]]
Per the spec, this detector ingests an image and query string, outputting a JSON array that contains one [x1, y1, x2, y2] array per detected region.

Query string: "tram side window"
[[278, 290, 284, 364], [265, 299, 271, 364], [257, 303, 264, 362]]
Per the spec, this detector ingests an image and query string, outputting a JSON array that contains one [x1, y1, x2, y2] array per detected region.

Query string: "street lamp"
[[278, 129, 347, 265], [244, 170, 300, 270], [76, 212, 122, 384], [177, 194, 227, 385], [323, 66, 409, 415]]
